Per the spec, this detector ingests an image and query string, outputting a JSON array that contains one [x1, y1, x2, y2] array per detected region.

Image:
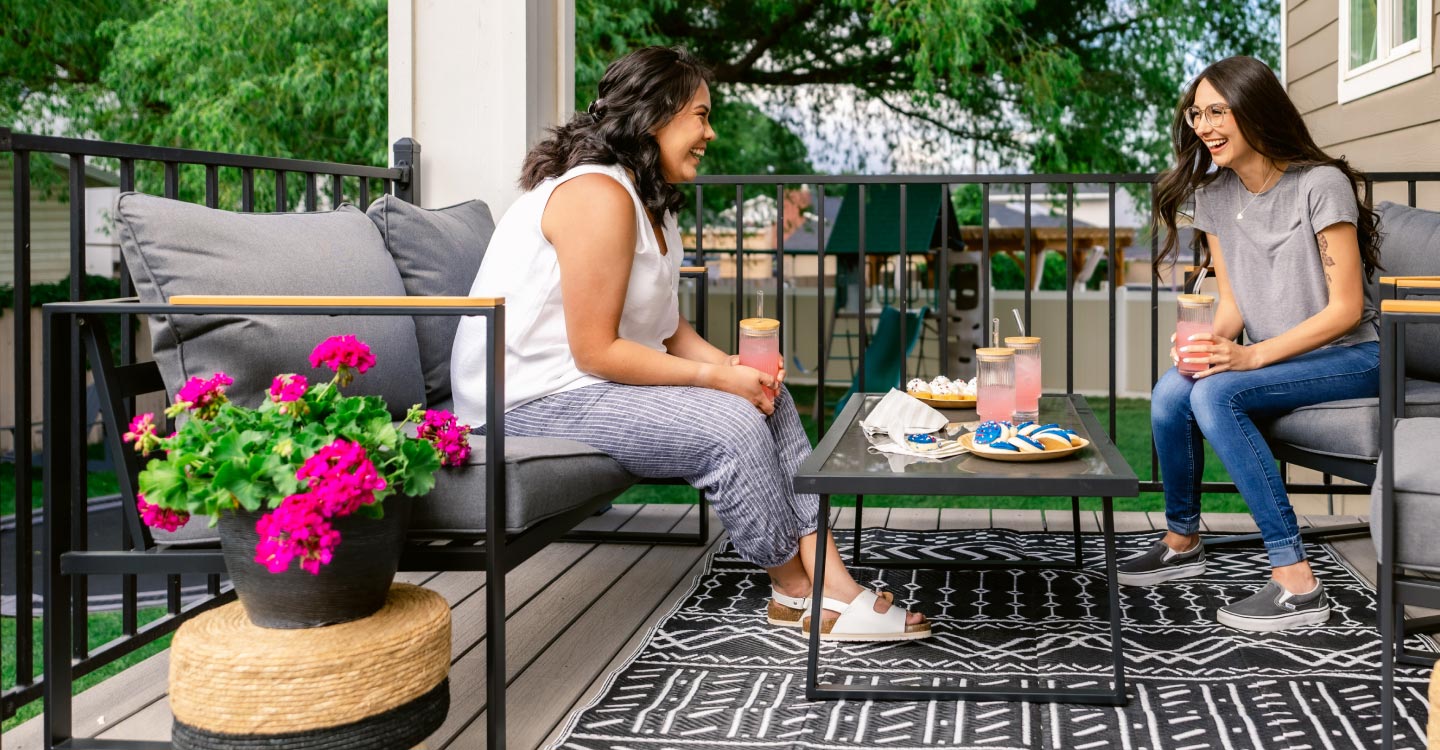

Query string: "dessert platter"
[[960, 420, 1089, 462], [906, 375, 977, 409]]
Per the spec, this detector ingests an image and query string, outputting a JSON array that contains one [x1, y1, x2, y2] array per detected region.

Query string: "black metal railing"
[[3, 126, 1436, 724], [1, 128, 409, 721]]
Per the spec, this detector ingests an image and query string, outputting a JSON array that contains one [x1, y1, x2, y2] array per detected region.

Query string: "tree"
[[625, 0, 1277, 175]]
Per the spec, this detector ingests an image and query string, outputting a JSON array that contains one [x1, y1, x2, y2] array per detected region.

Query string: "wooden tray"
[[960, 433, 1089, 462], [909, 393, 977, 409]]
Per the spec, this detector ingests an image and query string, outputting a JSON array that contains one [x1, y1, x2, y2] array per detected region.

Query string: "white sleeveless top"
[[451, 164, 683, 426]]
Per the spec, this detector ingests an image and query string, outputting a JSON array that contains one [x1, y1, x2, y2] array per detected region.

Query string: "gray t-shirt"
[[1191, 165, 1377, 347]]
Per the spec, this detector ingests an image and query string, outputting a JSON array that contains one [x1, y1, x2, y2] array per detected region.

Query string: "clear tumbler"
[[975, 347, 1016, 424]]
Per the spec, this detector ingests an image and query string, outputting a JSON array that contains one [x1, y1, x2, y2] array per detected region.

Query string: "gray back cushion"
[[116, 193, 425, 417], [1373, 202, 1440, 381], [366, 196, 494, 408]]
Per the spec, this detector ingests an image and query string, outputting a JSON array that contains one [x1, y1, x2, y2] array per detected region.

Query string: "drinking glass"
[[1176, 294, 1216, 376], [1004, 336, 1041, 422], [975, 347, 1016, 423], [738, 317, 781, 399]]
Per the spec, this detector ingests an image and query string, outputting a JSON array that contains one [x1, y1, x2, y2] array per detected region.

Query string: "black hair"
[[1153, 56, 1381, 279], [520, 46, 712, 218]]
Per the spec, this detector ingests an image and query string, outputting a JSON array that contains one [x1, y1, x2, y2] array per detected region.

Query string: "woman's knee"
[[1152, 369, 1195, 426], [1188, 376, 1244, 433], [702, 393, 774, 454]]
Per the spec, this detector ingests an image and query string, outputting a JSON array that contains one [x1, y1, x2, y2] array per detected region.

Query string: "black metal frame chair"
[[1377, 282, 1440, 750]]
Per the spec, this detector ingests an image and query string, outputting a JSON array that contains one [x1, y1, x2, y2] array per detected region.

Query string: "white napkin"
[[858, 389, 949, 449]]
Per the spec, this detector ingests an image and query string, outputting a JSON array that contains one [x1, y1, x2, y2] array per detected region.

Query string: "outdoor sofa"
[[39, 142, 709, 750]]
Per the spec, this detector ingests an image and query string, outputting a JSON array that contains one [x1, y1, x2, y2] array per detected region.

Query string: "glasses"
[[1184, 103, 1230, 129]]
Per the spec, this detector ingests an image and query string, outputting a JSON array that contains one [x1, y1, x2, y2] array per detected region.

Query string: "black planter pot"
[[216, 498, 412, 629]]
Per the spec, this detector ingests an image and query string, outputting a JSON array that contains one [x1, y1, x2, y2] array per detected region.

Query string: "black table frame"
[[793, 393, 1138, 706]]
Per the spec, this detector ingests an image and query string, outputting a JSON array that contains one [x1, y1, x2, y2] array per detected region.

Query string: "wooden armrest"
[[1183, 265, 1214, 273], [1380, 276, 1440, 289], [170, 294, 502, 307], [1381, 299, 1440, 314], [680, 266, 708, 275]]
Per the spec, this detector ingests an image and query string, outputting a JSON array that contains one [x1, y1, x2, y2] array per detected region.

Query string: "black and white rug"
[[553, 529, 1432, 749]]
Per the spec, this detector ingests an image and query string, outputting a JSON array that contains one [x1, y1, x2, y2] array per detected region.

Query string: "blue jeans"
[[1151, 341, 1379, 567]]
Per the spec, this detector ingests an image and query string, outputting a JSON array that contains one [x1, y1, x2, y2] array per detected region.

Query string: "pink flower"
[[295, 439, 387, 516], [169, 372, 234, 419], [122, 412, 162, 454], [254, 493, 341, 575], [417, 409, 473, 467], [268, 374, 309, 414], [309, 335, 375, 386], [136, 493, 190, 533]]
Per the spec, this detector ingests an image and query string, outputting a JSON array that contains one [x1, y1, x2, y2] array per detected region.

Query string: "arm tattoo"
[[1317, 233, 1335, 286]]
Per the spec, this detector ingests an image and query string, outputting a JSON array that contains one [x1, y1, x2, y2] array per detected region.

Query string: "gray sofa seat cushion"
[[410, 435, 638, 534], [1264, 378, 1440, 461], [1370, 418, 1440, 571], [1372, 202, 1440, 381], [115, 193, 425, 418], [156, 434, 637, 545], [366, 196, 495, 408]]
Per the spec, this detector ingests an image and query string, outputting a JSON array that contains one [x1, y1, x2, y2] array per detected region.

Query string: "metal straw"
[[1012, 308, 1025, 337], [990, 317, 999, 346], [756, 289, 764, 318], [1192, 267, 1209, 295]]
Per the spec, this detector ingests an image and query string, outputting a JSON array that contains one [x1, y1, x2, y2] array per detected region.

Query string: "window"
[[1339, 0, 1433, 102]]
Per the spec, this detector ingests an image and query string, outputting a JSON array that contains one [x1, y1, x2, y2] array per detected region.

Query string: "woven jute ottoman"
[[169, 583, 450, 750]]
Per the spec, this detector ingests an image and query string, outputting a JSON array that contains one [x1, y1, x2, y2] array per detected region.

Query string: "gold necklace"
[[1236, 166, 1278, 221]]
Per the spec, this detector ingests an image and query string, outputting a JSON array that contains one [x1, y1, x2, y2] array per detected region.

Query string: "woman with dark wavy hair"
[[1120, 56, 1382, 632], [451, 46, 929, 641]]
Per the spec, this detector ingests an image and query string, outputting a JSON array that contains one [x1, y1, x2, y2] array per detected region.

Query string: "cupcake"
[[906, 378, 932, 399]]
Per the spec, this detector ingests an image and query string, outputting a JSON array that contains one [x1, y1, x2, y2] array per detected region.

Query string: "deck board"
[[7, 506, 1396, 750]]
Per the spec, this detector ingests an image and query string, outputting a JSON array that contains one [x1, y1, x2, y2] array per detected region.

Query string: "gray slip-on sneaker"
[[1217, 580, 1331, 633], [1116, 538, 1206, 587]]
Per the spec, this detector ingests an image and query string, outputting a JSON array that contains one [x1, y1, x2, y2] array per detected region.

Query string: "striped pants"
[[501, 382, 819, 568]]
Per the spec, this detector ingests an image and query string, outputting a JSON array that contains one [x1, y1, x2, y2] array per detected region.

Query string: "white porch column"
[[389, 0, 574, 215]]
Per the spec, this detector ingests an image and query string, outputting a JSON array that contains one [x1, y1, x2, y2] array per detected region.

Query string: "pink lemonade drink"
[[1175, 294, 1216, 376], [974, 347, 1017, 424], [1005, 336, 1041, 422], [977, 385, 1016, 423], [738, 317, 781, 399]]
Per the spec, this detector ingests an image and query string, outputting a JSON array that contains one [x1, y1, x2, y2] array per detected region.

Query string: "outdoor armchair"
[[1374, 295, 1440, 750]]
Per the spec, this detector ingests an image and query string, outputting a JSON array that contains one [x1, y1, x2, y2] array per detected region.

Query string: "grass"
[[2, 609, 173, 731], [619, 384, 1250, 514], [0, 443, 122, 517]]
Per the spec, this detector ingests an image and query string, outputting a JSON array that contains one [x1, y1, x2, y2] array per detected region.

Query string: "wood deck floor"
[[5, 505, 1392, 750]]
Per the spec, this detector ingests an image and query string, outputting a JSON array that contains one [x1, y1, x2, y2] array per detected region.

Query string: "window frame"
[[1337, 0, 1434, 103]]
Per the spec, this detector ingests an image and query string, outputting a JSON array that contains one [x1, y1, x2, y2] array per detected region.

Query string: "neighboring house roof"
[[44, 153, 121, 187]]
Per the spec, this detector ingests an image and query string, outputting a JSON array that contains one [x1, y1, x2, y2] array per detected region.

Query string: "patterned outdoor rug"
[[553, 528, 1432, 749]]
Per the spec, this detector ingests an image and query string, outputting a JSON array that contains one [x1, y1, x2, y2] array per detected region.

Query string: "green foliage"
[[0, 275, 121, 310], [990, 254, 1024, 291], [136, 367, 440, 523]]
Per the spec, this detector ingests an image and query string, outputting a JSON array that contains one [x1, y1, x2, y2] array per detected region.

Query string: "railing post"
[[394, 138, 422, 206]]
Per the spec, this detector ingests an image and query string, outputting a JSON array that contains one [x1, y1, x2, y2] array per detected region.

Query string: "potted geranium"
[[124, 334, 472, 628]]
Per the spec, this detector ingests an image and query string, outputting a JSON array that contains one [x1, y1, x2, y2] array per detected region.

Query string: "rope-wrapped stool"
[[169, 583, 450, 750]]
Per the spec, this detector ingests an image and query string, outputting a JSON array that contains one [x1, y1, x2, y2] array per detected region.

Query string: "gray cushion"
[[1264, 378, 1440, 461], [1370, 418, 1440, 570], [366, 196, 495, 407], [156, 435, 637, 544], [410, 435, 638, 534], [115, 193, 425, 418], [1372, 202, 1440, 381]]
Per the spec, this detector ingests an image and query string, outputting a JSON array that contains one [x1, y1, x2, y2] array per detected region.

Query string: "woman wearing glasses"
[[1120, 56, 1383, 632]]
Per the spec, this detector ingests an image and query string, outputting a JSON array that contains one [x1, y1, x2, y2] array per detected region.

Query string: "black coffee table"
[[793, 393, 1138, 706]]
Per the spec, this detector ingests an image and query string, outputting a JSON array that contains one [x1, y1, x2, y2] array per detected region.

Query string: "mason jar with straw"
[[738, 289, 781, 399], [975, 347, 1016, 423], [1176, 268, 1215, 377]]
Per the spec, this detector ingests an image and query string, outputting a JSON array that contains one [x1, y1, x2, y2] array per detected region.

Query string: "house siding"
[[0, 168, 82, 286], [1285, 0, 1440, 182]]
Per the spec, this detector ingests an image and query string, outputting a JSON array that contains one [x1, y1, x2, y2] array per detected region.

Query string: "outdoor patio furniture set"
[[6, 129, 1440, 749]]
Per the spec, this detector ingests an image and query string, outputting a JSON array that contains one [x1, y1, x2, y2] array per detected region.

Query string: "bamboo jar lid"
[[169, 583, 450, 746]]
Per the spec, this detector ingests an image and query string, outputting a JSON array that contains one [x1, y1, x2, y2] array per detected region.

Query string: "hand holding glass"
[[738, 317, 781, 399], [1176, 294, 1216, 375]]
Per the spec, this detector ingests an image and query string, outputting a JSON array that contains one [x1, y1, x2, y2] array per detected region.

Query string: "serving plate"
[[960, 433, 1089, 462], [909, 393, 977, 409]]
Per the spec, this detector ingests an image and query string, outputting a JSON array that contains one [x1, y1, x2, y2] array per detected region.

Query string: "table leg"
[[806, 493, 831, 701], [1071, 496, 1083, 569], [852, 494, 865, 565], [1102, 496, 1127, 703]]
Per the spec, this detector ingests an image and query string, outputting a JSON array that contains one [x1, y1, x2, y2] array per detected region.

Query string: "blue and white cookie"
[[905, 432, 940, 452], [973, 420, 1015, 445], [1033, 426, 1082, 447]]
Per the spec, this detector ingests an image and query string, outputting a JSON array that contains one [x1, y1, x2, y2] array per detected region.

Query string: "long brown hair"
[[1152, 56, 1382, 280], [519, 46, 711, 218]]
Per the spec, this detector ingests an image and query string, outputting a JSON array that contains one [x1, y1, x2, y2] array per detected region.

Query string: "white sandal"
[[767, 587, 897, 629], [801, 589, 932, 642]]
